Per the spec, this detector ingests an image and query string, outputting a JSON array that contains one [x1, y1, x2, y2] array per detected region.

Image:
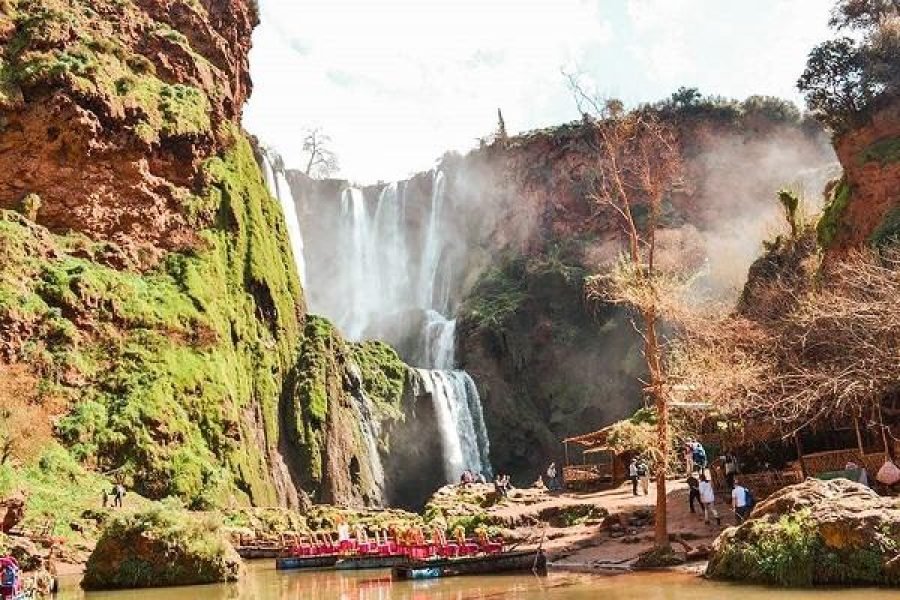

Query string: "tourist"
[[724, 453, 738, 490], [628, 458, 639, 496], [684, 441, 694, 476], [687, 473, 700, 514], [112, 483, 126, 508], [698, 474, 721, 525], [692, 441, 707, 476], [637, 458, 650, 495], [546, 462, 559, 492], [731, 479, 752, 524]]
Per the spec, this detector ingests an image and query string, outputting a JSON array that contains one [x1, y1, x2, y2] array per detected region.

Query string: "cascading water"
[[261, 151, 308, 289], [301, 169, 493, 486]]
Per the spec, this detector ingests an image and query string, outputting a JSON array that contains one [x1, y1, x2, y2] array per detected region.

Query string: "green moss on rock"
[[870, 205, 900, 248], [857, 136, 900, 166], [817, 176, 852, 248], [707, 479, 900, 587], [1, 130, 304, 508], [82, 507, 242, 590]]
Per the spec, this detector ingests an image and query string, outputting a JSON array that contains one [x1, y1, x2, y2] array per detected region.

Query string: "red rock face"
[[830, 100, 900, 253], [0, 0, 259, 267]]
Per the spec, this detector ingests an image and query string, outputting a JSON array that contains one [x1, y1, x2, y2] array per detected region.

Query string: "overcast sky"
[[243, 0, 833, 183]]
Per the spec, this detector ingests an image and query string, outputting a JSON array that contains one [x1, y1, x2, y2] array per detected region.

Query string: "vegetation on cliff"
[[82, 506, 242, 590]]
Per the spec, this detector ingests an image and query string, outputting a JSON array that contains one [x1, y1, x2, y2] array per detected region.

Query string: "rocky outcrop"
[[707, 478, 900, 586], [821, 100, 900, 252], [82, 508, 242, 589], [0, 0, 407, 512]]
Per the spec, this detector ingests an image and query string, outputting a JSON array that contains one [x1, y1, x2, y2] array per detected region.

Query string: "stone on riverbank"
[[82, 508, 242, 590], [706, 478, 900, 587]]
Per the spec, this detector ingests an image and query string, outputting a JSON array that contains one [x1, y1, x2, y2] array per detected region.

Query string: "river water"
[[55, 561, 895, 600]]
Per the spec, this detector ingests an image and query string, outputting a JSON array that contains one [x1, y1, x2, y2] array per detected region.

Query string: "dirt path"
[[473, 479, 739, 569]]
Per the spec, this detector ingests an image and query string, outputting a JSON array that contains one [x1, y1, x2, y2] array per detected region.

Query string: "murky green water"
[[55, 561, 895, 599]]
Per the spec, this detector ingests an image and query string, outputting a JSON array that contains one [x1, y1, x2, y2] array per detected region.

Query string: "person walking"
[[637, 459, 650, 495], [684, 441, 694, 476], [698, 474, 721, 525], [724, 453, 738, 490], [628, 458, 639, 496], [687, 473, 700, 514], [731, 479, 752, 524], [112, 483, 126, 508], [692, 441, 707, 476], [546, 462, 559, 492]]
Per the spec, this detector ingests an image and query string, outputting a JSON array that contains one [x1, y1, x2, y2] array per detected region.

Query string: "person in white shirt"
[[731, 480, 751, 523], [697, 474, 721, 525], [628, 458, 639, 496]]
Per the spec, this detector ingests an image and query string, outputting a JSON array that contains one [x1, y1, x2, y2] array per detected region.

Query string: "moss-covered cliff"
[[0, 0, 408, 511]]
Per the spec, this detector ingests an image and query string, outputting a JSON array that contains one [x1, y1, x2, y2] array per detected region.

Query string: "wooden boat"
[[392, 549, 547, 580], [335, 554, 408, 570], [275, 554, 340, 570], [236, 545, 286, 559]]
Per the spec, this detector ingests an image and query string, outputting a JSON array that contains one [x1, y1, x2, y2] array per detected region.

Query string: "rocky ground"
[[424, 479, 735, 571]]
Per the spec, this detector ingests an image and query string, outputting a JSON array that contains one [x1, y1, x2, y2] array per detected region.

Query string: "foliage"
[[870, 205, 900, 247], [857, 135, 900, 165], [799, 2, 900, 133], [816, 176, 852, 247]]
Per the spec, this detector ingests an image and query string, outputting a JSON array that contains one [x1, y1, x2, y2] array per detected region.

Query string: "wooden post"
[[854, 416, 865, 458], [564, 441, 570, 466], [793, 433, 808, 478]]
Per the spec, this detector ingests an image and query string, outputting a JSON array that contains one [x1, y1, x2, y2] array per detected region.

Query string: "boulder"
[[82, 508, 242, 590], [706, 478, 900, 587]]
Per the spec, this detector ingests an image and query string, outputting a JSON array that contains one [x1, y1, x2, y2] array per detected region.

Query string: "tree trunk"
[[643, 307, 669, 550]]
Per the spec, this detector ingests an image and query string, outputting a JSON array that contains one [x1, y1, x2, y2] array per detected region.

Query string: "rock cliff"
[[0, 0, 404, 510]]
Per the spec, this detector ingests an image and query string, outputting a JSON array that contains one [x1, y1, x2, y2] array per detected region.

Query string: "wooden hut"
[[561, 427, 628, 491]]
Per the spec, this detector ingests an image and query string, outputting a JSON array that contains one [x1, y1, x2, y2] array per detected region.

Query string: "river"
[[54, 561, 896, 599]]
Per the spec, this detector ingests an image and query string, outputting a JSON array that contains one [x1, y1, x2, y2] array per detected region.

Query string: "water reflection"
[[56, 561, 896, 600]]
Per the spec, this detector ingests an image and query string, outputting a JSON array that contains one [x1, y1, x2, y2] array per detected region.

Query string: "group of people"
[[494, 473, 511, 497], [686, 450, 754, 525], [101, 483, 126, 508], [459, 470, 487, 485], [627, 457, 650, 496]]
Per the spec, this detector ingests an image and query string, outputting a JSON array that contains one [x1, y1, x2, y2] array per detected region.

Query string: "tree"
[[799, 1, 900, 132], [302, 128, 339, 178], [496, 108, 508, 143], [797, 38, 874, 131], [584, 108, 684, 551], [829, 0, 899, 30]]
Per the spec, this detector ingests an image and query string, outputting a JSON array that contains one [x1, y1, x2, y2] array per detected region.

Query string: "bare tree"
[[576, 88, 683, 550], [673, 248, 900, 445], [302, 128, 339, 178]]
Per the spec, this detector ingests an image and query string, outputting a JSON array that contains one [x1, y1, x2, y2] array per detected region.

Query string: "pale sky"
[[243, 0, 833, 183]]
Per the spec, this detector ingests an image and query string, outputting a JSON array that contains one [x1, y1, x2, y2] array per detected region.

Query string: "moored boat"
[[335, 554, 408, 570], [275, 554, 340, 571], [391, 549, 547, 580]]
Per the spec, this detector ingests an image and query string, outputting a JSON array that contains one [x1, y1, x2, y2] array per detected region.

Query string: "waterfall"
[[260, 150, 307, 288], [414, 369, 492, 481], [300, 169, 493, 487]]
